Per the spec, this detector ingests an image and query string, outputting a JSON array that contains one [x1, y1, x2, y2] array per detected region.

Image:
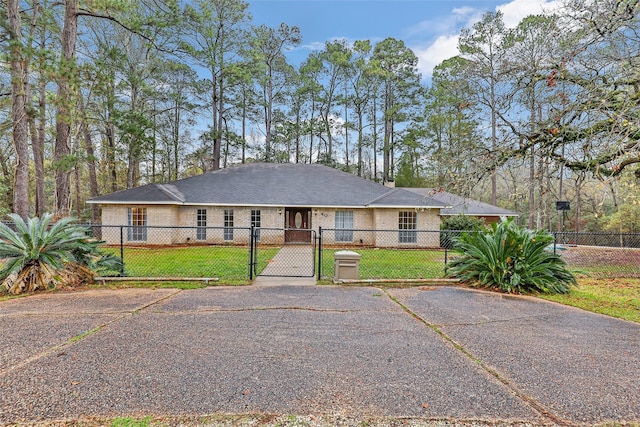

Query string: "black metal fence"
[[551, 232, 640, 278], [319, 228, 448, 281], [84, 225, 640, 282], [318, 229, 640, 280], [88, 225, 254, 284]]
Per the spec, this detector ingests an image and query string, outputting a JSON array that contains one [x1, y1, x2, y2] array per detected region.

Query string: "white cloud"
[[411, 0, 564, 81], [408, 6, 481, 81], [297, 40, 325, 52], [407, 6, 481, 38], [452, 6, 488, 29], [413, 34, 460, 81], [296, 36, 386, 54], [496, 0, 563, 27]]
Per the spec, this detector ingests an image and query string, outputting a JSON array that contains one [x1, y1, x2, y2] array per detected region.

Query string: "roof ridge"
[[365, 188, 400, 206], [156, 183, 185, 203]]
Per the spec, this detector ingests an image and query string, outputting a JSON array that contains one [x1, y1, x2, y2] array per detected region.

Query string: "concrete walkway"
[[0, 285, 638, 426], [254, 245, 316, 285]]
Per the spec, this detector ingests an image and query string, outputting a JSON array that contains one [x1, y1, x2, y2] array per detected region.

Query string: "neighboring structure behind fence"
[[86, 224, 640, 282]]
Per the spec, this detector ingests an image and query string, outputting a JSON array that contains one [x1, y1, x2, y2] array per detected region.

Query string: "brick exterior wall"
[[97, 204, 442, 248], [312, 208, 376, 245], [100, 205, 179, 245], [372, 208, 441, 248]]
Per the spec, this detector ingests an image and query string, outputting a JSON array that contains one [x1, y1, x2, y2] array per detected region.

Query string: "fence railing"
[[84, 225, 640, 282], [89, 225, 253, 284], [551, 231, 640, 278], [319, 228, 640, 280], [319, 228, 448, 281], [554, 231, 640, 248]]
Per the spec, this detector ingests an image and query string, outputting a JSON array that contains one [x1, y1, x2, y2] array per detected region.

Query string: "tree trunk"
[[151, 101, 157, 182], [383, 87, 392, 182], [309, 98, 315, 163], [372, 94, 378, 181], [241, 98, 247, 164], [344, 87, 349, 169], [54, 0, 79, 217], [28, 1, 46, 217], [210, 60, 222, 171], [173, 99, 180, 180], [127, 85, 139, 189], [357, 112, 363, 177], [105, 78, 118, 192], [528, 144, 535, 229], [73, 137, 82, 219], [79, 98, 100, 223], [295, 109, 301, 163], [490, 83, 497, 206], [31, 79, 47, 217], [223, 118, 229, 168], [264, 71, 273, 162], [214, 69, 223, 170], [8, 0, 30, 219]]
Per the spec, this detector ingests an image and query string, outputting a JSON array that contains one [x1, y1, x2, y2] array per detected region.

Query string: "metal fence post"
[[317, 227, 322, 280], [249, 226, 255, 280], [119, 226, 125, 276], [553, 232, 558, 254]]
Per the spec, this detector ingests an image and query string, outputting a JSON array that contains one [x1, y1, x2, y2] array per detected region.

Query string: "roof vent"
[[384, 179, 395, 188]]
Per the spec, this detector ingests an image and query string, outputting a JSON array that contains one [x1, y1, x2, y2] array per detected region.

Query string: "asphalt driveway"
[[0, 285, 638, 426]]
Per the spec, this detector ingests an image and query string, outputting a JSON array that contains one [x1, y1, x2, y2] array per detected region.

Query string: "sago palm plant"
[[0, 214, 112, 294], [445, 218, 576, 294]]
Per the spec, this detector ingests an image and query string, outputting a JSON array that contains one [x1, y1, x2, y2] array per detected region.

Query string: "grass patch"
[[540, 278, 640, 323], [0, 293, 28, 302], [322, 248, 447, 280], [90, 281, 214, 290], [68, 327, 101, 344], [101, 246, 279, 285], [111, 417, 153, 427]]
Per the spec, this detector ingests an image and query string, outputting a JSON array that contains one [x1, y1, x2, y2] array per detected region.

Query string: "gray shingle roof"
[[89, 163, 447, 209], [401, 188, 519, 217]]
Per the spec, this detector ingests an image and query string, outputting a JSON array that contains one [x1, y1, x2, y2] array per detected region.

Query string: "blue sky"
[[247, 0, 562, 81]]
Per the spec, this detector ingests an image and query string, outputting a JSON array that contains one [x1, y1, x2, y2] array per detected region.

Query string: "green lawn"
[[540, 278, 640, 323], [321, 248, 447, 280], [107, 246, 450, 284], [102, 245, 279, 285]]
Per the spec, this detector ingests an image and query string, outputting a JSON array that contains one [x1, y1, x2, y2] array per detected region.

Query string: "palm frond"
[[0, 215, 112, 294], [446, 218, 576, 294]]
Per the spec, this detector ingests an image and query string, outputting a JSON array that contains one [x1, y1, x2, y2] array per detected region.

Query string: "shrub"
[[440, 214, 485, 249], [0, 214, 119, 294], [445, 218, 576, 294], [69, 239, 124, 279]]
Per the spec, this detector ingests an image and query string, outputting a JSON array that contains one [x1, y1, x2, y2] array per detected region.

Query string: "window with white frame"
[[398, 211, 417, 243], [127, 207, 147, 242], [224, 209, 234, 241], [251, 209, 261, 241], [335, 211, 354, 242], [196, 209, 207, 240]]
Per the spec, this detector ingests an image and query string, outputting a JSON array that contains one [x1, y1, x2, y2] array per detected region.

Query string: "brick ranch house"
[[87, 163, 515, 247]]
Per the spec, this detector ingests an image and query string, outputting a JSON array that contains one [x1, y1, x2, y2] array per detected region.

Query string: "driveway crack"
[[0, 289, 183, 378], [383, 289, 576, 427], [151, 306, 360, 314], [440, 313, 556, 327]]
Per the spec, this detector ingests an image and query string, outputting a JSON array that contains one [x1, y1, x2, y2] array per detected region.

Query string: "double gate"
[[249, 227, 317, 279]]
